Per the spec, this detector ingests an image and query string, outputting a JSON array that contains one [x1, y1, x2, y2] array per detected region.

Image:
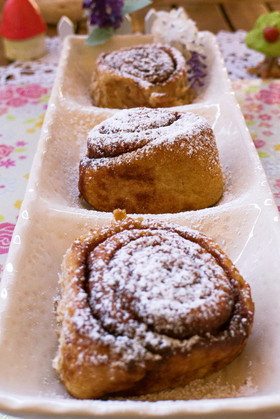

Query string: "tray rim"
[[1, 32, 280, 418]]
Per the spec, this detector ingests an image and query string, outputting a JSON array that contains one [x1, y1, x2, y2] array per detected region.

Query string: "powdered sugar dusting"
[[123, 371, 258, 401], [57, 219, 253, 378], [102, 44, 176, 84], [99, 43, 187, 90], [86, 108, 215, 159], [88, 229, 234, 339]]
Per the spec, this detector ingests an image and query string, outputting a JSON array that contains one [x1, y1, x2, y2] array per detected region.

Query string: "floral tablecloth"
[[0, 30, 280, 419], [1, 78, 280, 281], [0, 84, 50, 280]]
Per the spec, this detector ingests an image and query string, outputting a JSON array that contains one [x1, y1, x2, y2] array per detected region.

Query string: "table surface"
[[1, 0, 280, 65], [0, 2, 280, 272], [1, 4, 280, 418]]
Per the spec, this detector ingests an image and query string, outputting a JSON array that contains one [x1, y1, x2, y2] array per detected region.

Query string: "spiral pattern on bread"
[[54, 213, 254, 399], [79, 107, 223, 214], [90, 43, 193, 108]]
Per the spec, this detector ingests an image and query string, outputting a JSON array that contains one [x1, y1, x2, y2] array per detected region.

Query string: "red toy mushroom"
[[0, 0, 47, 61]]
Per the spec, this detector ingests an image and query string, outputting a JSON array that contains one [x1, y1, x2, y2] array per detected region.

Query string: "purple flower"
[[83, 0, 124, 29], [186, 51, 207, 89]]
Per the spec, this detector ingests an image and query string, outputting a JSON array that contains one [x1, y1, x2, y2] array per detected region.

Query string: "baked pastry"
[[79, 107, 223, 214], [90, 43, 193, 108], [53, 212, 254, 399]]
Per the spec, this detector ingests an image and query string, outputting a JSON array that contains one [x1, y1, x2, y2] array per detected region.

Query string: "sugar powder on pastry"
[[90, 43, 193, 108], [78, 107, 223, 214], [53, 213, 254, 399]]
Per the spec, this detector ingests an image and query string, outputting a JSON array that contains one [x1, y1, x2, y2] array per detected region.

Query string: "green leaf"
[[24, 118, 36, 124], [85, 27, 115, 46], [39, 94, 50, 103], [122, 0, 152, 15], [258, 151, 270, 158], [245, 85, 260, 93]]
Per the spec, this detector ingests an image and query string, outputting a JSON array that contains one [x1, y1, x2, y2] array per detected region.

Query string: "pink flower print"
[[0, 144, 14, 160], [16, 84, 48, 99], [0, 158, 15, 168], [274, 179, 280, 189], [258, 122, 272, 128], [16, 141, 27, 147], [256, 89, 280, 105], [243, 102, 264, 113], [232, 81, 243, 89], [262, 130, 274, 136], [0, 87, 14, 101], [244, 95, 253, 102], [243, 113, 254, 120], [254, 139, 266, 148], [6, 97, 28, 107], [269, 82, 280, 94], [0, 222, 15, 254], [0, 107, 8, 116], [259, 113, 272, 121]]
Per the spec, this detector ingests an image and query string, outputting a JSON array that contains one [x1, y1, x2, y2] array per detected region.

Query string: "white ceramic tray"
[[1, 33, 280, 418]]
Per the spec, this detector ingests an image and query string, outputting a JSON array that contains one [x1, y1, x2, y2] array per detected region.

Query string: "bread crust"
[[53, 216, 254, 399], [79, 108, 223, 213], [90, 43, 193, 108]]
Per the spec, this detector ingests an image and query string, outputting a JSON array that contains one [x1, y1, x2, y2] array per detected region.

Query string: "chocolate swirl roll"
[[90, 43, 193, 108], [79, 107, 223, 214], [54, 214, 254, 399]]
